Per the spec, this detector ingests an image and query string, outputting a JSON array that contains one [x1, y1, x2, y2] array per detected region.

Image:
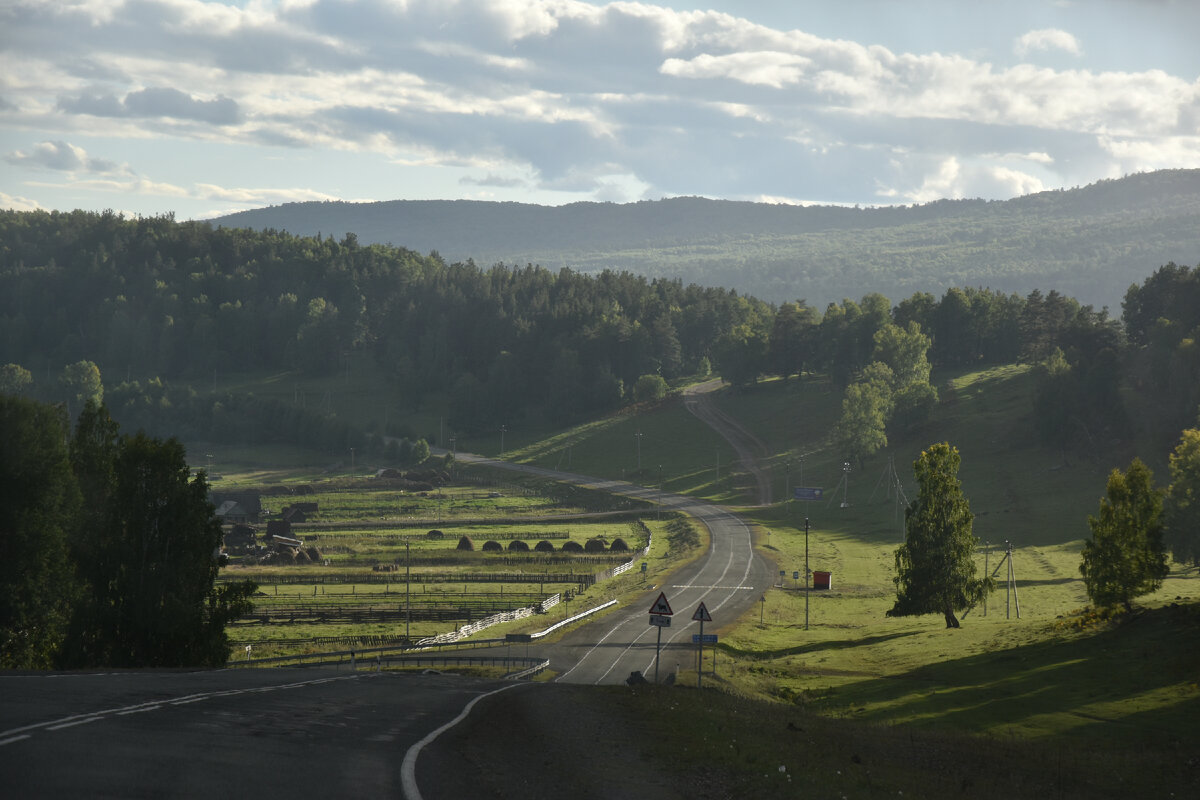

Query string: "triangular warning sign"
[[692, 602, 712, 622], [649, 592, 673, 616]]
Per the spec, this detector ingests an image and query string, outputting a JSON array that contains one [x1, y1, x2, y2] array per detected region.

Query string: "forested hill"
[[211, 169, 1200, 312]]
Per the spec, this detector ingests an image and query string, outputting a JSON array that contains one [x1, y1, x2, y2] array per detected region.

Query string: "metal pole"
[[983, 541, 989, 617], [405, 539, 411, 641], [785, 461, 791, 513], [805, 517, 810, 630], [1005, 540, 1011, 619], [655, 626, 662, 683], [697, 619, 704, 689], [635, 431, 642, 471]]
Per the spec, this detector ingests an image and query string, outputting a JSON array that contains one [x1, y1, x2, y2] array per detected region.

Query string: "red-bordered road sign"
[[692, 601, 712, 622], [649, 592, 673, 616]]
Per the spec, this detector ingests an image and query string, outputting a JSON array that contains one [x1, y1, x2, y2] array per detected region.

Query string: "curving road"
[[452, 383, 773, 685], [0, 384, 774, 798]]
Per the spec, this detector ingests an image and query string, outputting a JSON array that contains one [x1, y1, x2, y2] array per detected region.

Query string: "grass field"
[[498, 365, 1200, 751], [205, 361, 1198, 764]]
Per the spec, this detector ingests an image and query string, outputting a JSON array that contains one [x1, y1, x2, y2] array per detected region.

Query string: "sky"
[[2, 0, 1199, 220]]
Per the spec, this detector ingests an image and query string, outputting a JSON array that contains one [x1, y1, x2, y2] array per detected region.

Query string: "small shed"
[[813, 571, 832, 590]]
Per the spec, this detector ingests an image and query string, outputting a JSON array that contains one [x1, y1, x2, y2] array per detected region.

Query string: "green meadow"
[[504, 365, 1200, 746]]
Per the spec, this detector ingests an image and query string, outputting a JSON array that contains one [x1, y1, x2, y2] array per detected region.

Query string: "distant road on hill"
[[211, 169, 1200, 310]]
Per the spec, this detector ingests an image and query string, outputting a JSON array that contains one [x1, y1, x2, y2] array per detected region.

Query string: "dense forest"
[[212, 170, 1200, 312], [1, 209, 1199, 466]]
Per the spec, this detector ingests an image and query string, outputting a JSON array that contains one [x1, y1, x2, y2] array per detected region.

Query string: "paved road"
[[453, 449, 771, 685], [0, 384, 772, 796], [0, 668, 521, 798], [683, 378, 774, 505]]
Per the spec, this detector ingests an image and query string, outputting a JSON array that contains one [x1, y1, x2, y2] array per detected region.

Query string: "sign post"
[[692, 601, 712, 688], [649, 592, 674, 683]]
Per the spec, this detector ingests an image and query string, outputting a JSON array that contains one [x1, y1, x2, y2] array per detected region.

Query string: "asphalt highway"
[[0, 385, 772, 796], [450, 451, 772, 686], [0, 668, 524, 798]]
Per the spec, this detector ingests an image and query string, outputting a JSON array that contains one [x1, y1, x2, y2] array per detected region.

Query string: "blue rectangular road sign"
[[691, 634, 718, 643], [793, 487, 824, 501]]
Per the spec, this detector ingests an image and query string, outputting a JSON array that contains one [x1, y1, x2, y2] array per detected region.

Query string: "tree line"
[[0, 210, 1131, 441]]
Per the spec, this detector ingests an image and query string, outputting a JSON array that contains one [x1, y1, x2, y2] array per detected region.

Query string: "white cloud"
[[1015, 28, 1082, 59], [3, 0, 1197, 214], [4, 140, 127, 174], [905, 157, 964, 203], [195, 184, 342, 204], [661, 51, 812, 88], [0, 191, 47, 212]]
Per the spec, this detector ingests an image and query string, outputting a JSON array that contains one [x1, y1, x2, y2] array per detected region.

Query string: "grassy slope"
[[507, 366, 1200, 749]]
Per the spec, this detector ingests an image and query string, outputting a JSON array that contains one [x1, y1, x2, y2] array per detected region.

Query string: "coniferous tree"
[[1080, 458, 1168, 611], [889, 443, 990, 628]]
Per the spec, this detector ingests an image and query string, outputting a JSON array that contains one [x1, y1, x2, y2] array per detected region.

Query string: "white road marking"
[[116, 705, 160, 715], [0, 674, 361, 742], [670, 585, 756, 590], [47, 717, 103, 731], [0, 735, 31, 747], [401, 684, 528, 800]]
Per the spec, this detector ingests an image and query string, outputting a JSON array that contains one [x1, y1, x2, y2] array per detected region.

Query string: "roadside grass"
[[505, 394, 743, 503], [450, 680, 1199, 800], [504, 363, 1200, 749]]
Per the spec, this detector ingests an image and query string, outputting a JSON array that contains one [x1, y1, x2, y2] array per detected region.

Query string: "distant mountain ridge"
[[211, 169, 1200, 310]]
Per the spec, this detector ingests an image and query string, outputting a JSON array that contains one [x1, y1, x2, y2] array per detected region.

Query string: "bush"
[[534, 540, 555, 552], [561, 540, 583, 552], [456, 536, 474, 551], [482, 540, 503, 552], [508, 540, 530, 551], [667, 518, 700, 551], [633, 373, 669, 403]]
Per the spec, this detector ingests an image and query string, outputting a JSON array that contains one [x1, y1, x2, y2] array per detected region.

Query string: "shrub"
[[667, 518, 700, 551], [633, 373, 668, 403], [456, 536, 474, 551]]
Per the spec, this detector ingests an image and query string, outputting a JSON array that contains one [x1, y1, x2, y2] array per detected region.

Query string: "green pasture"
[[503, 364, 1200, 745]]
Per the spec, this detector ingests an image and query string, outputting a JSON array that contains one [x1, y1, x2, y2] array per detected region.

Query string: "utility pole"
[[499, 424, 507, 455], [805, 517, 810, 630], [405, 538, 411, 642], [785, 460, 791, 515]]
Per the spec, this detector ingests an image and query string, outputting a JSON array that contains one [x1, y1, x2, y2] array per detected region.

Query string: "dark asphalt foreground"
[[0, 668, 509, 798]]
